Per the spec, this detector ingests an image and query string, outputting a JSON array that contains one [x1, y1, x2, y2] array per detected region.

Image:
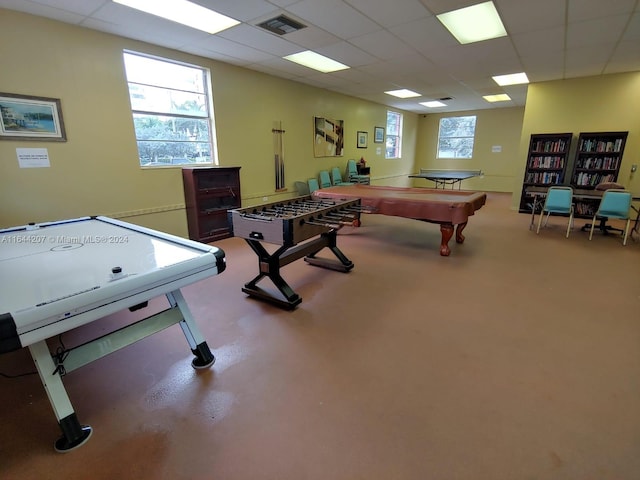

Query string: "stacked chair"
[[308, 178, 320, 194], [319, 170, 333, 189], [294, 181, 310, 196], [331, 167, 353, 186], [346, 159, 370, 184]]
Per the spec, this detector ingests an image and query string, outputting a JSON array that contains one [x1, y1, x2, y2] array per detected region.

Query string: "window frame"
[[385, 110, 403, 159], [123, 50, 218, 168], [436, 115, 477, 159]]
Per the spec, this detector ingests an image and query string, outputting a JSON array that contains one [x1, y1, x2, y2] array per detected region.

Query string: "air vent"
[[439, 96, 453, 101], [257, 15, 306, 35]]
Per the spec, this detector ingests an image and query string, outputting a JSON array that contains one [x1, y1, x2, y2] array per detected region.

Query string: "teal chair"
[[589, 189, 633, 245], [294, 181, 310, 196], [308, 178, 320, 194], [346, 159, 370, 184], [319, 170, 332, 189], [331, 167, 353, 186], [536, 186, 574, 237]]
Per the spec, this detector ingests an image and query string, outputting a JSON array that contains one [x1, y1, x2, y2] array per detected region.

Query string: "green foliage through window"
[[123, 51, 216, 166]]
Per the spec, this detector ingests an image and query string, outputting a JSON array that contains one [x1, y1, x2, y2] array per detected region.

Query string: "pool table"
[[313, 185, 487, 256]]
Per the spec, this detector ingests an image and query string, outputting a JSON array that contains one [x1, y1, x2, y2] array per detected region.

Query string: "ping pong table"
[[409, 169, 483, 189]]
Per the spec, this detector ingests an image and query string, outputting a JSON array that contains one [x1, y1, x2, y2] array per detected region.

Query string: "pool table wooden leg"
[[439, 224, 453, 256], [455, 222, 467, 244]]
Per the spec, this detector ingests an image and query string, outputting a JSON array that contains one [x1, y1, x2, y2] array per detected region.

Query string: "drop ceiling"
[[1, 0, 639, 113]]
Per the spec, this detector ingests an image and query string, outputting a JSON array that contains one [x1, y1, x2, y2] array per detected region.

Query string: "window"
[[437, 115, 476, 158], [123, 51, 217, 167], [385, 110, 402, 159]]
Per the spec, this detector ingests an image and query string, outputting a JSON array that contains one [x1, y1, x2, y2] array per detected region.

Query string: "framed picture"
[[314, 116, 344, 157], [357, 131, 368, 148], [374, 126, 385, 143], [0, 92, 66, 141]]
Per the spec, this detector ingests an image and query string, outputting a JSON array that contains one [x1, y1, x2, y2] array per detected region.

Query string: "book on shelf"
[[572, 172, 616, 187], [532, 139, 568, 153], [528, 156, 564, 169], [578, 138, 624, 153]]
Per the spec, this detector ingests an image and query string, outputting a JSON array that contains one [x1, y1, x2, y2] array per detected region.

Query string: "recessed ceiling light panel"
[[385, 89, 421, 98], [420, 101, 447, 108], [437, 1, 507, 44], [284, 51, 349, 73], [483, 94, 511, 102], [492, 72, 529, 86], [113, 0, 239, 34]]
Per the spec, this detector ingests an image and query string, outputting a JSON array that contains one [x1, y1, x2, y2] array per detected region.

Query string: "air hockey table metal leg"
[[28, 341, 92, 453], [166, 290, 215, 369]]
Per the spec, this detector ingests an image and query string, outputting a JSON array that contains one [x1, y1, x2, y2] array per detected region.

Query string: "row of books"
[[528, 156, 564, 169], [578, 138, 624, 153], [574, 202, 597, 216], [574, 156, 619, 170], [524, 172, 563, 185], [571, 172, 616, 186], [531, 139, 568, 153]]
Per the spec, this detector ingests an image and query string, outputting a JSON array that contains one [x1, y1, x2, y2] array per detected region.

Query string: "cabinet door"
[[197, 211, 232, 241]]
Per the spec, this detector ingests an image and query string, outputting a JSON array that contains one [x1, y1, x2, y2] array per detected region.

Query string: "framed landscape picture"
[[0, 93, 66, 141]]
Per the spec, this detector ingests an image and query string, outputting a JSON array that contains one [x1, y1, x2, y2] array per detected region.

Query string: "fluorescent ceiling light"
[[420, 101, 447, 108], [385, 89, 421, 98], [283, 51, 349, 73], [483, 94, 511, 102], [113, 0, 239, 34], [437, 1, 507, 44], [492, 72, 529, 86]]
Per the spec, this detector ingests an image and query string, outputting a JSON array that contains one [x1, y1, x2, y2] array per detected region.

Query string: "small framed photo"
[[374, 126, 385, 143], [357, 131, 368, 148], [0, 92, 66, 141]]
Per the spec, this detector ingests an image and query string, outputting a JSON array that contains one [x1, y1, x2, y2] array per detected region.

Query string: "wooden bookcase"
[[518, 133, 572, 213], [182, 166, 241, 242], [570, 131, 628, 217]]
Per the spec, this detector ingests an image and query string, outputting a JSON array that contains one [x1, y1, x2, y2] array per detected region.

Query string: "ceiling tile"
[[286, 0, 380, 39], [1, 0, 638, 113]]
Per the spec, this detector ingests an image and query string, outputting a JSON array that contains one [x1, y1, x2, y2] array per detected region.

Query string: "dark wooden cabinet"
[[518, 133, 572, 213], [182, 166, 241, 242], [569, 131, 627, 218]]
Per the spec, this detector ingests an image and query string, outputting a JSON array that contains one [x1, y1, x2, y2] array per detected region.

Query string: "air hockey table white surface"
[[0, 215, 225, 452], [0, 215, 224, 349]]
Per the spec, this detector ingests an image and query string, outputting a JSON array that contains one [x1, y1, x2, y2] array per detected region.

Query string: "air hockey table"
[[0, 216, 225, 452]]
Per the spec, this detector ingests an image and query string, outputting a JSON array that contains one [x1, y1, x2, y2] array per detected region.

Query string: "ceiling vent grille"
[[257, 15, 306, 35]]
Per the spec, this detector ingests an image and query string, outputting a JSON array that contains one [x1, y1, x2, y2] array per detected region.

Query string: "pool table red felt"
[[313, 185, 487, 256]]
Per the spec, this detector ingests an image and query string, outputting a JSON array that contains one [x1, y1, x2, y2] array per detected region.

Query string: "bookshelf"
[[570, 131, 628, 217], [518, 133, 572, 213], [182, 166, 241, 242]]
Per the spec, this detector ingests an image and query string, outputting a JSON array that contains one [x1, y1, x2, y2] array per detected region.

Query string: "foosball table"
[[228, 196, 362, 309]]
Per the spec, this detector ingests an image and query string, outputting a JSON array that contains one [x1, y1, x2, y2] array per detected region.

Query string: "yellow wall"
[[3, 9, 639, 230], [0, 9, 417, 235], [414, 107, 525, 192], [512, 72, 640, 209]]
